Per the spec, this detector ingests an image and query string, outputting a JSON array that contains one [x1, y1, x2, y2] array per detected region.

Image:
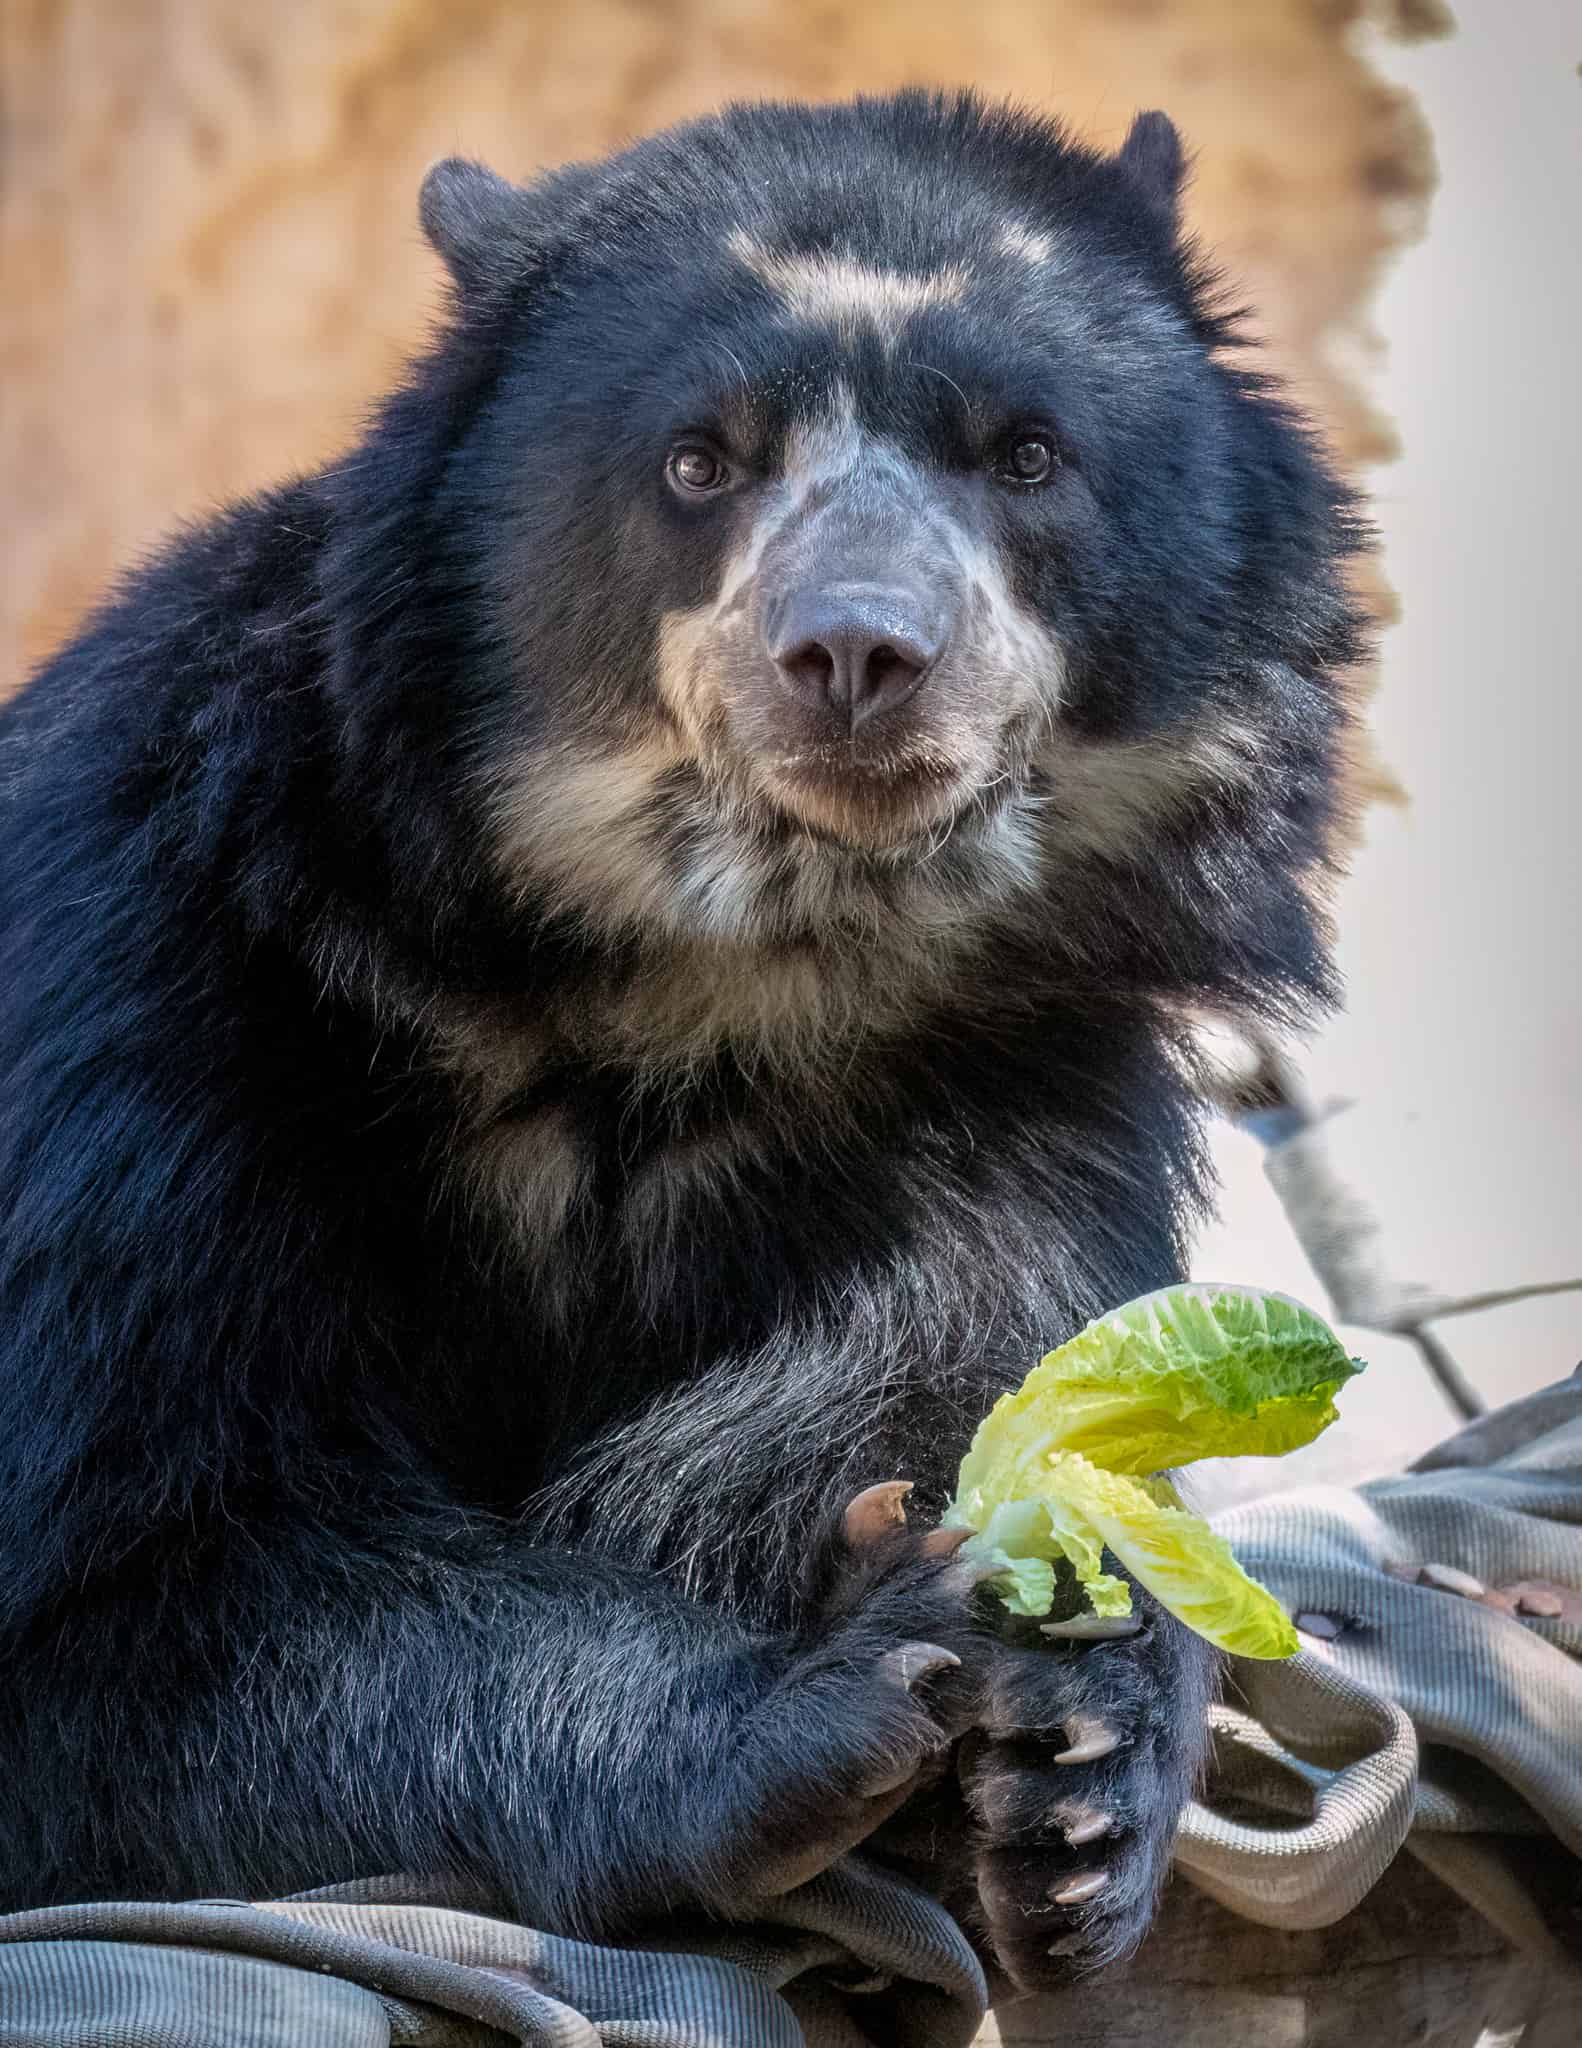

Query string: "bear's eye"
[[999, 435, 1059, 486], [667, 446, 729, 495]]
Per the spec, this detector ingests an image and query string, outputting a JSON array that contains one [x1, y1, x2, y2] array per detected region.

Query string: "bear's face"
[[422, 101, 1347, 978], [654, 364, 1060, 860]]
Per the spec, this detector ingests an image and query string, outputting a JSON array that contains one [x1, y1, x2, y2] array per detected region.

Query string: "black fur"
[[0, 92, 1363, 1987]]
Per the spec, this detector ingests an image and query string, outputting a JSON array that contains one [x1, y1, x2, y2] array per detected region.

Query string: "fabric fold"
[[2, 1379, 1577, 2042]]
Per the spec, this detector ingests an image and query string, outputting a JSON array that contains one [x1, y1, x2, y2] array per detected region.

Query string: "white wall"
[[1194, 2, 1582, 1428]]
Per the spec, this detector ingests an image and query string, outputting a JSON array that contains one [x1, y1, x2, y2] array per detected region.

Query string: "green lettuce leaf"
[[1040, 1452, 1299, 1660], [945, 1285, 1363, 1657]]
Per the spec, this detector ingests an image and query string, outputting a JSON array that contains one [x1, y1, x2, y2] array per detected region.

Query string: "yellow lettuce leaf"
[[944, 1285, 1362, 1658]]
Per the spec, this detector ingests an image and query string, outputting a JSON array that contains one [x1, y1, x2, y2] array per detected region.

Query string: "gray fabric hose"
[[1177, 1374, 1582, 1951], [2, 1380, 1577, 2046]]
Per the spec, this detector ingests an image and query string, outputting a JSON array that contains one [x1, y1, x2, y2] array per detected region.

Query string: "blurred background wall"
[[1195, 3, 1582, 1478], [3, 0, 1437, 680], [3, 2, 1577, 1444]]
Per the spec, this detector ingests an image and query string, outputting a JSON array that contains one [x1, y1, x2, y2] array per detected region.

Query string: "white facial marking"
[[658, 377, 1066, 858], [727, 230, 968, 346], [656, 383, 866, 750], [1037, 717, 1263, 863], [951, 531, 1067, 720], [997, 223, 1056, 268], [490, 736, 690, 935]]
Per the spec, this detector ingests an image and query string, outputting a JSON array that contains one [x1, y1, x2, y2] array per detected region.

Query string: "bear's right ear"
[[419, 157, 524, 294], [1115, 111, 1186, 227]]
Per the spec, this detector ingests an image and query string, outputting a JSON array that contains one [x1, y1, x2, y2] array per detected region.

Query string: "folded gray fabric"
[[1177, 1373, 1582, 1950], [0, 1861, 987, 2048], [3, 1378, 1577, 2044]]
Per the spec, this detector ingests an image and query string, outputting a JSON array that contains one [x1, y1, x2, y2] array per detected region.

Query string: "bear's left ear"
[[1115, 111, 1186, 225], [419, 157, 525, 294]]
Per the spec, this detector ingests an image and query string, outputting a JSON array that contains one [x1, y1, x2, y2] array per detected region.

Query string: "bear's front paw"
[[960, 1593, 1217, 1991], [708, 1482, 986, 1902]]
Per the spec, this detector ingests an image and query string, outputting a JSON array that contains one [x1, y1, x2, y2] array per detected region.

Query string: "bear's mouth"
[[751, 744, 1003, 855]]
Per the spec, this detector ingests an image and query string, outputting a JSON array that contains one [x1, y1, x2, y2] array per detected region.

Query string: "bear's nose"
[[767, 585, 943, 733]]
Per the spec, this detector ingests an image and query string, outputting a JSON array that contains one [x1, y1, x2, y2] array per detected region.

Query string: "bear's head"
[[334, 94, 1363, 1049]]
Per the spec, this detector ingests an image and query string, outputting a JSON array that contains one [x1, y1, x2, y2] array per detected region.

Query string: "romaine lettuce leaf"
[[1040, 1452, 1299, 1660], [945, 1285, 1362, 1657]]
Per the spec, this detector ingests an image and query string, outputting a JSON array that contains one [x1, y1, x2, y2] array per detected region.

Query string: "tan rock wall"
[[1, 0, 1441, 686]]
